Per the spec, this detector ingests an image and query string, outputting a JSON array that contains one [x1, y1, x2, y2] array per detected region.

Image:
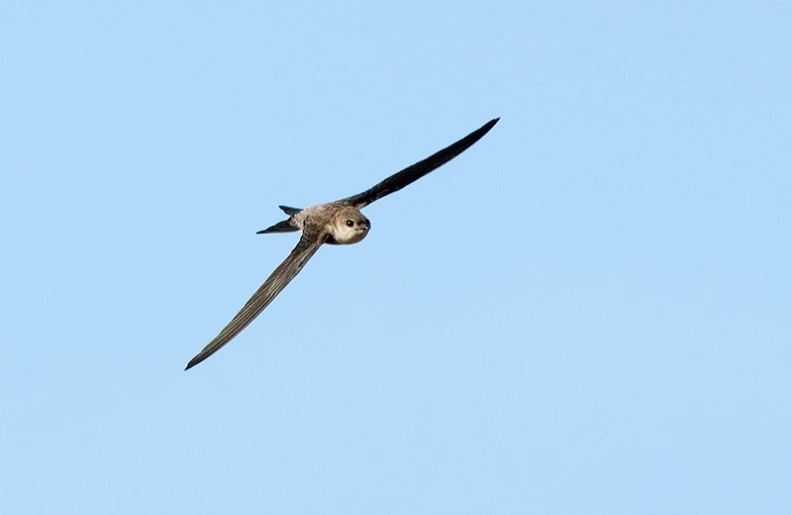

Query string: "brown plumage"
[[185, 118, 499, 370]]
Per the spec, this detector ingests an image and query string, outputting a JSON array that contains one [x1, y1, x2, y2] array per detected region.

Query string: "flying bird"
[[185, 118, 499, 370]]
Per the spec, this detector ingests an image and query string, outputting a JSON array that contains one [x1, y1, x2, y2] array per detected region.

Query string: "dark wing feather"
[[185, 230, 326, 370], [342, 118, 499, 208]]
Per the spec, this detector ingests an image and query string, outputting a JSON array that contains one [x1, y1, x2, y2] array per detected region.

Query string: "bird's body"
[[275, 203, 371, 245], [185, 118, 499, 370]]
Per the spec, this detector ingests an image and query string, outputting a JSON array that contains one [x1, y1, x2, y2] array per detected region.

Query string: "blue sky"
[[2, 2, 790, 514]]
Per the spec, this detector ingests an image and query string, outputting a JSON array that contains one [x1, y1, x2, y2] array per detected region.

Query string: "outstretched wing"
[[185, 229, 326, 370], [342, 118, 499, 209]]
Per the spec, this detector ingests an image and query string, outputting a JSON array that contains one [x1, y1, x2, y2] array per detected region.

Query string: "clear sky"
[[2, 2, 790, 514]]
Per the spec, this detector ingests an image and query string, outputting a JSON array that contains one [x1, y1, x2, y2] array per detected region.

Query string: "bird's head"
[[329, 207, 370, 244]]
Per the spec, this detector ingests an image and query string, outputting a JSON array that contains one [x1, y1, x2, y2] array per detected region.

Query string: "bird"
[[185, 117, 500, 370]]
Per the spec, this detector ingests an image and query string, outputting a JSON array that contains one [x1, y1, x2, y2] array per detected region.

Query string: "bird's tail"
[[256, 205, 303, 234]]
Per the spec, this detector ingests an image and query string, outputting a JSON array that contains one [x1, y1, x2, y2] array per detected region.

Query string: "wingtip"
[[476, 118, 500, 135]]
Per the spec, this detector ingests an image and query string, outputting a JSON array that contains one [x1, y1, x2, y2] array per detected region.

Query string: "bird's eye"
[[346, 220, 355, 227]]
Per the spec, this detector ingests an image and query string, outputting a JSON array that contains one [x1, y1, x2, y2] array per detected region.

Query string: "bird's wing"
[[185, 229, 326, 370], [341, 118, 499, 209]]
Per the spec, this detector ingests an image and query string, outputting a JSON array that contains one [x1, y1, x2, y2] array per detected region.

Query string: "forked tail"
[[256, 205, 303, 234]]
